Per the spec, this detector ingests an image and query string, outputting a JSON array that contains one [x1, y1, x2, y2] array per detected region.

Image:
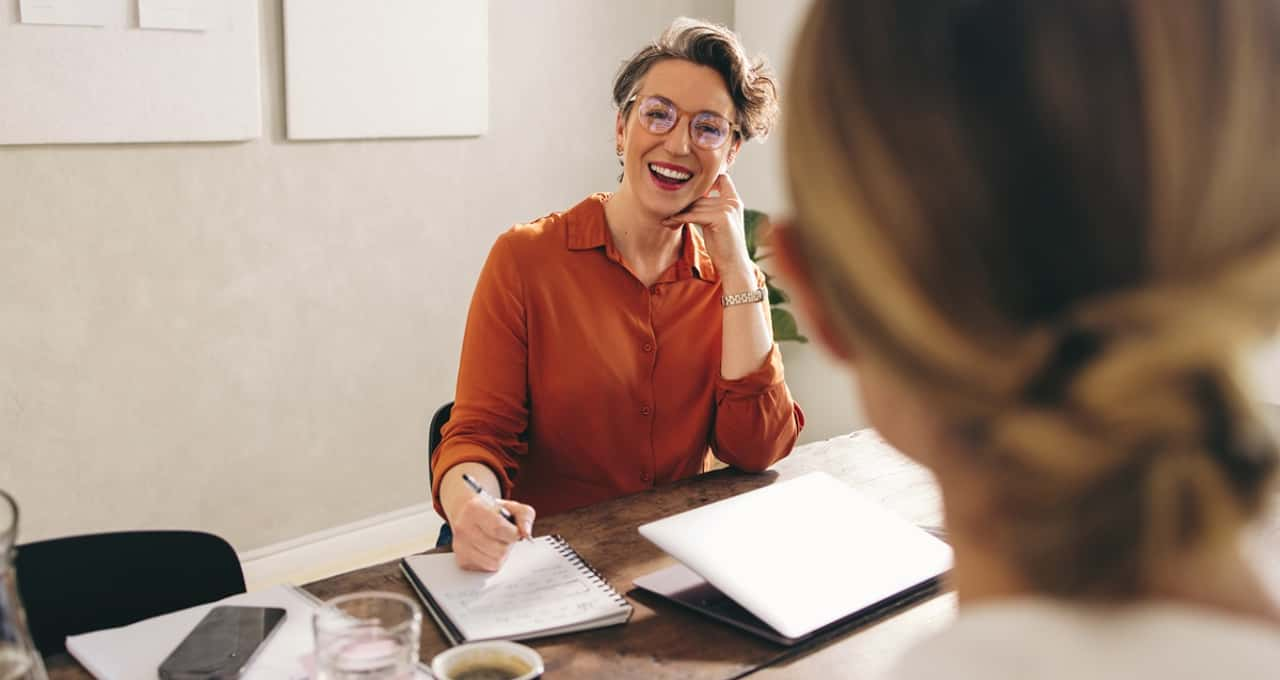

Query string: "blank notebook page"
[[402, 535, 629, 641]]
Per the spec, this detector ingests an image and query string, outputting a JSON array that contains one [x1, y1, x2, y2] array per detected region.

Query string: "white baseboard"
[[239, 502, 445, 592]]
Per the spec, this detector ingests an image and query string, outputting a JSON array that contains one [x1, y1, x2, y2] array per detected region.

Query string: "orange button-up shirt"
[[431, 194, 804, 517]]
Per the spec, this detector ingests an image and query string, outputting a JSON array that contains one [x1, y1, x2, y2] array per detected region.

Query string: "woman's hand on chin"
[[662, 173, 753, 277]]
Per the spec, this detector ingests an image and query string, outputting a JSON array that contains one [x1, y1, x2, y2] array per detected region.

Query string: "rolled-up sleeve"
[[710, 344, 805, 472], [431, 235, 529, 516]]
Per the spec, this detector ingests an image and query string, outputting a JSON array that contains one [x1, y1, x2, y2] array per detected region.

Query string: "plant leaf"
[[747, 206, 804, 342], [766, 280, 789, 305], [771, 307, 809, 343], [743, 208, 767, 261]]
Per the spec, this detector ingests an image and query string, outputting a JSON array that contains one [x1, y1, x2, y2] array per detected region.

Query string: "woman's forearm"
[[439, 457, 503, 525], [719, 265, 774, 380]]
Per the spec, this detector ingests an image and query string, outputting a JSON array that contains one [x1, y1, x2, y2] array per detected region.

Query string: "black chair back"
[[15, 530, 245, 656], [428, 401, 455, 547], [428, 400, 454, 488]]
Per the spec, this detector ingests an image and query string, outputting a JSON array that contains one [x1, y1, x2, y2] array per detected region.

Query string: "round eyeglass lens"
[[638, 97, 677, 133], [692, 112, 730, 149]]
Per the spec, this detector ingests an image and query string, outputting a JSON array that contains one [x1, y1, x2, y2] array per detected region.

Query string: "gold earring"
[[616, 144, 624, 156]]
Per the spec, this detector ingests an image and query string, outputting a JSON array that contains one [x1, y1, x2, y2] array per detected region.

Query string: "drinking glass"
[[313, 591, 421, 680], [0, 490, 47, 680]]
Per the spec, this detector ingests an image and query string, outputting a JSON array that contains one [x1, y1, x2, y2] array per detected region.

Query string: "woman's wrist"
[[717, 258, 757, 293], [440, 462, 501, 525]]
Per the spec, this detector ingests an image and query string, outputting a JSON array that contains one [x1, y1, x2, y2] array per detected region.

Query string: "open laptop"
[[634, 472, 952, 645]]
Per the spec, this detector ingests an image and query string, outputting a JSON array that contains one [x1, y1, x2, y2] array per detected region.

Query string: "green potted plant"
[[744, 209, 808, 343]]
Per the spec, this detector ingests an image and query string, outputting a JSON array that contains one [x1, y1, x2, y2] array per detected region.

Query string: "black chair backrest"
[[15, 530, 246, 656], [428, 401, 454, 488]]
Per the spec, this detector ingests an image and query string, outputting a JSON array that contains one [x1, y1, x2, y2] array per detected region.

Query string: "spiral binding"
[[549, 534, 632, 609]]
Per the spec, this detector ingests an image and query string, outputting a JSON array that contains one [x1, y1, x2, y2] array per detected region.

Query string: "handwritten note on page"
[[402, 535, 630, 641]]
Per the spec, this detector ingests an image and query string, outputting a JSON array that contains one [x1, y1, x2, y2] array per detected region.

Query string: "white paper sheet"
[[18, 0, 107, 26], [65, 585, 434, 680], [66, 585, 319, 680], [138, 0, 214, 32]]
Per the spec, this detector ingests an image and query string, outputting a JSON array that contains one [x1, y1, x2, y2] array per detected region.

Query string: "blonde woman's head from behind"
[[777, 0, 1280, 600]]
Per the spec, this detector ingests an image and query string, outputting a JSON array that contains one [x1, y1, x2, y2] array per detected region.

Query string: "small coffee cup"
[[430, 640, 544, 680]]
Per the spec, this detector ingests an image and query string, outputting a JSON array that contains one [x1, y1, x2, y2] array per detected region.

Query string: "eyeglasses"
[[626, 94, 739, 151]]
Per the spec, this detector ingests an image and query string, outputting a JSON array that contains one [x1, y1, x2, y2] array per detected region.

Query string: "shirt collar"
[[565, 193, 719, 283], [565, 193, 612, 251]]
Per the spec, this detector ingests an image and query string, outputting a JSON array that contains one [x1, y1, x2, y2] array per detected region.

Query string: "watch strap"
[[722, 286, 766, 307]]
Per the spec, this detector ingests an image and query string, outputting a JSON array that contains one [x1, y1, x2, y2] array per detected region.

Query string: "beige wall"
[[0, 0, 736, 550]]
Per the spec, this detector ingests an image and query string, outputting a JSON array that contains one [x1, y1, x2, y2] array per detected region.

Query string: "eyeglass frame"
[[623, 93, 742, 150]]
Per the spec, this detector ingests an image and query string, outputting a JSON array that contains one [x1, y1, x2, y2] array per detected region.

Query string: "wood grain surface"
[[48, 431, 949, 679]]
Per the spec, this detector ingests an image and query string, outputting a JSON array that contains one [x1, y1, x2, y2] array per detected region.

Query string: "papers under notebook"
[[400, 534, 633, 645]]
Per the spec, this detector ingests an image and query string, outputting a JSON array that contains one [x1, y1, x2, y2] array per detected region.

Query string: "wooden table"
[[48, 430, 955, 679]]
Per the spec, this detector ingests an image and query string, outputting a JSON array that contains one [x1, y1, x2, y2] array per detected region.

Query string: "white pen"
[[461, 472, 530, 540]]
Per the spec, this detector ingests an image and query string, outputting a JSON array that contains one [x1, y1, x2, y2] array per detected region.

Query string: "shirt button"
[[641, 472, 652, 482], [640, 404, 651, 416], [650, 286, 660, 295], [642, 342, 653, 352]]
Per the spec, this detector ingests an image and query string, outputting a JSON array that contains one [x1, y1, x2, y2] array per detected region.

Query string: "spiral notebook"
[[400, 534, 633, 645]]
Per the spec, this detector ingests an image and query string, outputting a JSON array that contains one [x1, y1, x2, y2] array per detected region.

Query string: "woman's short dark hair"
[[613, 18, 779, 143]]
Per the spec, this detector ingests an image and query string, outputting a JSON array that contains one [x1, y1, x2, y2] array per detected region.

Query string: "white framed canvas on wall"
[[282, 0, 489, 141], [0, 0, 260, 145]]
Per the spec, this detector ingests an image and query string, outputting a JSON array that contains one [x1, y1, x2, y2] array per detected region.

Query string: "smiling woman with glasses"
[[430, 18, 803, 573]]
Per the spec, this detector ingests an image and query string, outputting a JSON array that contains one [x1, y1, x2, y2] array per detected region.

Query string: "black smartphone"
[[157, 605, 287, 680]]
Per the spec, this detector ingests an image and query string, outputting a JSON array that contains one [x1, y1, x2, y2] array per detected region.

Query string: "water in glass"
[[0, 490, 47, 680], [314, 591, 421, 680]]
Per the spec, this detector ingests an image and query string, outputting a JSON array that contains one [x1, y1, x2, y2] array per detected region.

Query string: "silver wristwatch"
[[721, 286, 766, 307]]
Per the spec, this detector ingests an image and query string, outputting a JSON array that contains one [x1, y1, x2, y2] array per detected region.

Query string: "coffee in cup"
[[430, 641, 543, 680]]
